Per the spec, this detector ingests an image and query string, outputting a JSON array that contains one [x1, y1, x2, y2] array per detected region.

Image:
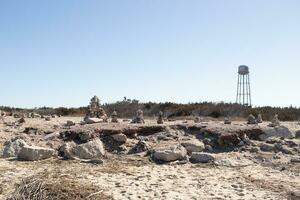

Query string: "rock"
[[59, 138, 105, 160], [157, 111, 164, 124], [260, 126, 294, 140], [2, 139, 28, 158], [268, 114, 280, 127], [112, 133, 127, 143], [66, 120, 75, 126], [260, 143, 275, 152], [257, 114, 263, 123], [18, 117, 26, 123], [59, 142, 77, 159], [45, 116, 51, 121], [86, 96, 107, 119], [224, 117, 231, 125], [44, 132, 60, 141], [247, 114, 257, 125], [181, 139, 205, 154], [128, 140, 150, 154], [274, 143, 294, 154], [290, 157, 300, 163], [205, 145, 213, 152], [295, 131, 300, 139], [84, 117, 102, 124], [131, 109, 145, 124], [190, 152, 215, 163], [111, 111, 118, 123], [31, 113, 41, 118], [18, 145, 55, 161], [152, 145, 187, 162]]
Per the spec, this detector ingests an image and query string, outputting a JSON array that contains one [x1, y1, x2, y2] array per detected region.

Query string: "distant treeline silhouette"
[[1, 99, 299, 121]]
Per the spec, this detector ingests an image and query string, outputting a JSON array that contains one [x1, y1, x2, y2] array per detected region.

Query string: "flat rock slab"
[[18, 145, 55, 161]]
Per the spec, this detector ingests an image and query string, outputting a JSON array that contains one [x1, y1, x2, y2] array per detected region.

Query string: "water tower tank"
[[238, 65, 249, 75]]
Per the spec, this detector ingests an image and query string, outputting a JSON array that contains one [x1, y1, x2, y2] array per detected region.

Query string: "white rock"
[[112, 133, 127, 143], [181, 139, 205, 154], [2, 139, 28, 158], [190, 152, 215, 163], [18, 145, 55, 161], [84, 117, 102, 124], [153, 145, 187, 162]]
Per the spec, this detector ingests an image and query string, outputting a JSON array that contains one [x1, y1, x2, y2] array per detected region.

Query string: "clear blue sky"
[[0, 0, 299, 108]]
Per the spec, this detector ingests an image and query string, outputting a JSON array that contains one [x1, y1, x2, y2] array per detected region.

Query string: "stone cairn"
[[131, 109, 145, 124], [111, 111, 118, 123], [224, 117, 231, 125], [157, 111, 164, 124], [247, 114, 257, 124], [257, 114, 263, 123], [85, 95, 107, 121], [269, 114, 280, 127]]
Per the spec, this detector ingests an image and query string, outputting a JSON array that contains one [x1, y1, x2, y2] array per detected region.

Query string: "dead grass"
[[7, 174, 113, 200]]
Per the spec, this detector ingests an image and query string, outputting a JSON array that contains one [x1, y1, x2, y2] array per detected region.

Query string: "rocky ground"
[[0, 116, 299, 200]]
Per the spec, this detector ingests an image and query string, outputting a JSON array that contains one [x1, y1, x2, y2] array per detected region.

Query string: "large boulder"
[[18, 145, 55, 161], [181, 139, 205, 154], [2, 139, 28, 158], [152, 145, 187, 162], [190, 152, 215, 163], [260, 126, 295, 140], [60, 138, 105, 160]]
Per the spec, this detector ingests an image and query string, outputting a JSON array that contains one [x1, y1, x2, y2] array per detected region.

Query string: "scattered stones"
[[131, 109, 145, 124], [190, 152, 215, 163], [157, 111, 164, 124], [2, 139, 28, 158], [18, 145, 56, 161], [247, 114, 257, 125], [181, 139, 205, 154], [152, 145, 187, 162], [268, 114, 280, 127], [111, 111, 118, 123], [112, 133, 127, 143]]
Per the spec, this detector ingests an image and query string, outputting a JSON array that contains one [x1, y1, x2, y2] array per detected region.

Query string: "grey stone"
[[181, 139, 205, 154], [18, 145, 55, 161], [260, 126, 295, 140], [84, 117, 102, 124], [112, 133, 127, 143], [44, 132, 60, 141], [190, 152, 215, 163], [260, 143, 275, 152], [2, 139, 28, 158], [60, 138, 105, 160], [153, 145, 187, 162], [66, 120, 75, 126]]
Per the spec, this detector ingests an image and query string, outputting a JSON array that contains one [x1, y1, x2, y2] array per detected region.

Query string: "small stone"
[[112, 133, 127, 143]]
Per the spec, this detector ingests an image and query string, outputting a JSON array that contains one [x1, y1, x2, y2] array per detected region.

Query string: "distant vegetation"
[[1, 98, 300, 121]]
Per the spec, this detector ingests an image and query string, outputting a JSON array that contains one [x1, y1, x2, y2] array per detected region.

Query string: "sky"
[[0, 0, 299, 108]]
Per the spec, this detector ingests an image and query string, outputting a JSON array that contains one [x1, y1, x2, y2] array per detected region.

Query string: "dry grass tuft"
[[7, 174, 112, 200]]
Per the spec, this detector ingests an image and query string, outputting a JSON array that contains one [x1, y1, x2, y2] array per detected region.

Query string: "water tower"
[[236, 65, 252, 107]]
